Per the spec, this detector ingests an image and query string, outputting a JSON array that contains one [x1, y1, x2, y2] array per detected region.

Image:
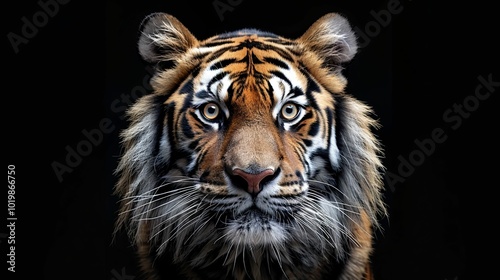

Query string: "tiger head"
[[114, 12, 386, 280]]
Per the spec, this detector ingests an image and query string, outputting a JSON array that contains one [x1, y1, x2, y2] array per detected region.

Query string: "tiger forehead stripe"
[[194, 45, 298, 102], [202, 35, 297, 63]]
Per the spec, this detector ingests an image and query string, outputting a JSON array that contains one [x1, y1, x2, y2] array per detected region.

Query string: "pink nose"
[[232, 168, 275, 195]]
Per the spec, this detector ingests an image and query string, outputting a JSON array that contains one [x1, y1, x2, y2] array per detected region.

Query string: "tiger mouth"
[[216, 205, 293, 244], [224, 204, 296, 227], [241, 205, 271, 221], [235, 207, 270, 227]]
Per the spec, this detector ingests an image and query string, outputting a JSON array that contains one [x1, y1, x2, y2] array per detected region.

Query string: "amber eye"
[[201, 102, 220, 121], [281, 103, 300, 121]]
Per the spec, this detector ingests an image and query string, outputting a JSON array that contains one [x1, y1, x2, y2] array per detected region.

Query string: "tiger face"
[[114, 12, 386, 280]]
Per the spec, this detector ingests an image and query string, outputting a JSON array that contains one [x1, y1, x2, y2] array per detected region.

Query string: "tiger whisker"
[[144, 191, 201, 225], [307, 179, 351, 200], [306, 189, 362, 214], [306, 191, 371, 242], [154, 201, 204, 247], [120, 186, 195, 216], [295, 207, 339, 249], [118, 178, 198, 205], [130, 191, 199, 222], [183, 209, 217, 244], [122, 183, 195, 204], [303, 195, 359, 240]]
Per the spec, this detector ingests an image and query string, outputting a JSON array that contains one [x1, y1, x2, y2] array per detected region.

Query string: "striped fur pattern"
[[114, 12, 386, 280]]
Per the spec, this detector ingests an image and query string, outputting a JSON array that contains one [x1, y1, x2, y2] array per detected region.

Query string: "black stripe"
[[166, 101, 177, 157], [303, 139, 313, 147], [325, 106, 334, 143], [271, 47, 295, 63], [251, 53, 264, 64], [304, 85, 319, 111], [308, 120, 320, 137], [191, 65, 201, 78], [267, 38, 296, 46], [226, 83, 235, 103], [201, 39, 236, 48], [205, 46, 235, 64], [152, 95, 169, 160], [331, 95, 343, 144], [210, 58, 237, 70], [180, 90, 194, 113], [299, 67, 321, 93], [291, 110, 313, 131], [269, 70, 291, 88], [188, 138, 200, 151], [195, 90, 212, 99], [288, 87, 305, 98], [207, 71, 228, 90], [264, 57, 289, 69], [289, 47, 303, 57], [179, 78, 194, 95], [296, 144, 308, 174], [266, 80, 275, 106], [181, 114, 194, 138], [238, 39, 263, 49]]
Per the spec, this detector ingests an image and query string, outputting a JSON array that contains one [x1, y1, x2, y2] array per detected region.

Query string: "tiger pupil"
[[207, 106, 216, 115], [282, 104, 298, 120], [203, 103, 219, 120]]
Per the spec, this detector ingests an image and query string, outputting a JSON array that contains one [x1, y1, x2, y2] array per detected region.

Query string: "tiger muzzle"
[[222, 119, 283, 196]]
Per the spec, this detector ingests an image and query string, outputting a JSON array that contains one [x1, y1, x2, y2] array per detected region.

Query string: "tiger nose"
[[232, 168, 276, 196]]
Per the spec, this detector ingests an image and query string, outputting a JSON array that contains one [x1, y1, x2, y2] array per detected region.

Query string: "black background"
[[4, 0, 498, 279]]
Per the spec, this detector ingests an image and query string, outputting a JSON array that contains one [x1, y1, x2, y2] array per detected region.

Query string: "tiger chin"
[[113, 11, 387, 280]]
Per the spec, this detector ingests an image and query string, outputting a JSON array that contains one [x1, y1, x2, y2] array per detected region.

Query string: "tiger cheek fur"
[[114, 12, 386, 280]]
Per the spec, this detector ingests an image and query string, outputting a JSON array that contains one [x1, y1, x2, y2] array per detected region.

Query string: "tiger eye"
[[202, 102, 220, 120], [281, 103, 300, 121]]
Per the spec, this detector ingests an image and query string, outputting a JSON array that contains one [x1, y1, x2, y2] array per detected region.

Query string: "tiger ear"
[[298, 13, 358, 65], [138, 13, 198, 66]]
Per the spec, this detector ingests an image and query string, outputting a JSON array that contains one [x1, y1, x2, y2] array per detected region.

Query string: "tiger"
[[113, 11, 386, 280]]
